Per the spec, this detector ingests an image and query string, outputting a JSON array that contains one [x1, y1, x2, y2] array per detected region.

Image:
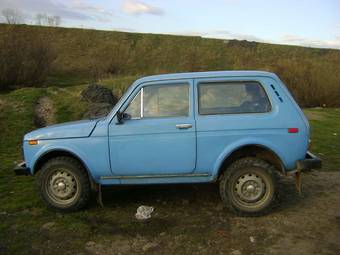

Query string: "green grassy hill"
[[1, 24, 340, 106]]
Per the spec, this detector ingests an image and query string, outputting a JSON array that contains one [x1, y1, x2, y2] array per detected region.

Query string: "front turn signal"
[[28, 140, 38, 145]]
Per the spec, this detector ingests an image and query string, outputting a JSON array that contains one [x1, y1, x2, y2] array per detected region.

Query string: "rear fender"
[[212, 138, 287, 178]]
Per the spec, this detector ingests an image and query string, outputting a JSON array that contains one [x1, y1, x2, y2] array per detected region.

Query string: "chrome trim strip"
[[140, 87, 144, 118], [100, 173, 210, 180]]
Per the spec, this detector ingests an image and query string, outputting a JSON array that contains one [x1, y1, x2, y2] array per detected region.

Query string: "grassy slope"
[[1, 25, 340, 100], [0, 78, 339, 254]]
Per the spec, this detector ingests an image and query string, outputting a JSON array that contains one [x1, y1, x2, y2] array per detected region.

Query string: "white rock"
[[41, 222, 56, 231], [249, 236, 255, 243], [135, 205, 154, 220], [142, 242, 159, 252], [230, 250, 242, 255]]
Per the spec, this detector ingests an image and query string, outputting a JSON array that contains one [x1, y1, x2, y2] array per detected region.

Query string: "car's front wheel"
[[38, 156, 91, 212], [219, 157, 278, 216]]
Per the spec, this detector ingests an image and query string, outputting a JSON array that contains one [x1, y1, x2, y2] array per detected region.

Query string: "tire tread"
[[37, 156, 91, 212], [219, 157, 279, 216]]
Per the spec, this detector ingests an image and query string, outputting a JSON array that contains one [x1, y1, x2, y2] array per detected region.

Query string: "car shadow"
[[96, 175, 307, 216]]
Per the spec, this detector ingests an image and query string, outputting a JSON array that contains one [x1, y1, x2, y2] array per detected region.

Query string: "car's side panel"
[[194, 76, 308, 176], [26, 135, 114, 183]]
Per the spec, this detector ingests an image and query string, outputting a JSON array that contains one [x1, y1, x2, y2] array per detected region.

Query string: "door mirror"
[[116, 111, 131, 124], [116, 111, 123, 124], [122, 112, 131, 120]]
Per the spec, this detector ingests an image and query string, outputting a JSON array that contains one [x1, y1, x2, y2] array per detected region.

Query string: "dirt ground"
[[75, 170, 340, 255], [1, 171, 339, 255]]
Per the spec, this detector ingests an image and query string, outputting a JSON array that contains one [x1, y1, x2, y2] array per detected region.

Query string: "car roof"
[[134, 70, 277, 84]]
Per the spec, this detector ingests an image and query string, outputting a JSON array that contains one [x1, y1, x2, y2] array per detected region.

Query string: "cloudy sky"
[[1, 0, 340, 49]]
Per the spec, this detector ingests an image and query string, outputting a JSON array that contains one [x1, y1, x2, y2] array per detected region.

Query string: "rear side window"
[[198, 81, 271, 115]]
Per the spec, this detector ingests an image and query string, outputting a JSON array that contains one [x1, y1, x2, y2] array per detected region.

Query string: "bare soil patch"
[[34, 96, 55, 127], [79, 171, 340, 255]]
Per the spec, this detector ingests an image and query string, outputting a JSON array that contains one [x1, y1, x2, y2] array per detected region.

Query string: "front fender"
[[211, 137, 287, 178], [24, 139, 107, 181]]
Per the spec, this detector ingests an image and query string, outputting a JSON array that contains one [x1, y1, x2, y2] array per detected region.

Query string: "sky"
[[0, 0, 340, 49]]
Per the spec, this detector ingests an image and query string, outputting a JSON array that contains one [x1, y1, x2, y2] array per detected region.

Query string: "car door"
[[108, 79, 196, 176]]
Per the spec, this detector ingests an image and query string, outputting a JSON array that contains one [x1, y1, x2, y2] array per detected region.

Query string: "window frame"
[[197, 80, 272, 116], [123, 89, 142, 120], [123, 82, 191, 120]]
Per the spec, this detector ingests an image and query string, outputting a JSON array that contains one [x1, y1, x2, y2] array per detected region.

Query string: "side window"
[[125, 90, 141, 119], [124, 83, 189, 119], [144, 84, 189, 118], [198, 81, 271, 115]]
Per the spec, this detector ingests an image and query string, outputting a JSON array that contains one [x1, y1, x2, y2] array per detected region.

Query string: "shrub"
[[0, 26, 56, 90]]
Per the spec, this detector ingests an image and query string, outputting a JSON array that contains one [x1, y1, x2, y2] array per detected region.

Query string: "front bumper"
[[14, 161, 31, 176], [296, 151, 322, 171]]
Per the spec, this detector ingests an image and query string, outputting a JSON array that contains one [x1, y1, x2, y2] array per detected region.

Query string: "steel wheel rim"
[[231, 170, 270, 208], [45, 169, 80, 205]]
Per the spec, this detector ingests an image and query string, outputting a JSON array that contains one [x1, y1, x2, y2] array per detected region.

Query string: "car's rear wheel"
[[219, 157, 278, 216], [38, 157, 91, 212]]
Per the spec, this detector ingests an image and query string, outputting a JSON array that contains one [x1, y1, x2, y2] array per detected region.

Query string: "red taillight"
[[288, 128, 299, 133]]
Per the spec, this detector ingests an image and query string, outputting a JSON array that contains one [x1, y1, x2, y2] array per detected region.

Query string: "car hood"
[[24, 118, 102, 141]]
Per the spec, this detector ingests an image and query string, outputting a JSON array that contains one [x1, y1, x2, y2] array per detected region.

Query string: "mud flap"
[[295, 170, 302, 195], [93, 183, 104, 207]]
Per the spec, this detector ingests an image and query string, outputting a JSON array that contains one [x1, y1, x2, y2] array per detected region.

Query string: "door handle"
[[176, 123, 192, 129]]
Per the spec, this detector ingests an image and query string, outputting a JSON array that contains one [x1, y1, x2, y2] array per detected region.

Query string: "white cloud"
[[281, 34, 340, 49], [112, 26, 136, 32], [122, 0, 164, 16], [174, 30, 340, 50], [71, 0, 113, 17], [209, 30, 265, 42], [175, 30, 265, 43]]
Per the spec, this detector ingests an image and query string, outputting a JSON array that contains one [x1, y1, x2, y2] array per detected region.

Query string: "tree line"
[[1, 8, 61, 26]]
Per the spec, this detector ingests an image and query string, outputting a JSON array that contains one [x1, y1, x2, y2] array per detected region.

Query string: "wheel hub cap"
[[246, 184, 255, 193], [47, 170, 78, 203], [57, 181, 66, 190], [234, 173, 266, 203]]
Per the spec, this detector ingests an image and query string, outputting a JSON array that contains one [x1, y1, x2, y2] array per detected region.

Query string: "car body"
[[15, 71, 321, 215]]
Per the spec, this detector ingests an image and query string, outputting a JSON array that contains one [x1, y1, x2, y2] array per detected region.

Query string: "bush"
[[0, 26, 56, 90]]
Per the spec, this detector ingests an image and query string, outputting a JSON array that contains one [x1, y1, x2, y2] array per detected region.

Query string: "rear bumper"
[[296, 151, 322, 171], [14, 161, 31, 176]]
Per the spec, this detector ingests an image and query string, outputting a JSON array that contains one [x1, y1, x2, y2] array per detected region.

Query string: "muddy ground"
[[1, 171, 339, 255], [79, 170, 340, 255]]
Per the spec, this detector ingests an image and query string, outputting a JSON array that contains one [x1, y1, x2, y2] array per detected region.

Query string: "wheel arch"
[[33, 149, 98, 188], [215, 144, 286, 179]]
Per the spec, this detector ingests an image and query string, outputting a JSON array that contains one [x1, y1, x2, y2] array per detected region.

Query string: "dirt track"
[[80, 170, 340, 255]]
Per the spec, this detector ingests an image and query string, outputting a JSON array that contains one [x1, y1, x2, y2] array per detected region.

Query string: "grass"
[[304, 108, 340, 171], [0, 78, 339, 254], [1, 24, 340, 107]]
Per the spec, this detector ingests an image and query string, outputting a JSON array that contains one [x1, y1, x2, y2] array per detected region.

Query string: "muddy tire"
[[219, 157, 278, 216], [38, 157, 91, 212]]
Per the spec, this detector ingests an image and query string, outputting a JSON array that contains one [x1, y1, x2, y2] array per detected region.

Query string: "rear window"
[[198, 81, 271, 115]]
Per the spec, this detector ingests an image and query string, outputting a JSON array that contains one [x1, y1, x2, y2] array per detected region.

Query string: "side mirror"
[[116, 111, 124, 124], [122, 112, 131, 120], [116, 111, 131, 124]]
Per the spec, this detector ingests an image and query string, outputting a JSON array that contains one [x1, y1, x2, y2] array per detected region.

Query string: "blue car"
[[15, 71, 321, 216]]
